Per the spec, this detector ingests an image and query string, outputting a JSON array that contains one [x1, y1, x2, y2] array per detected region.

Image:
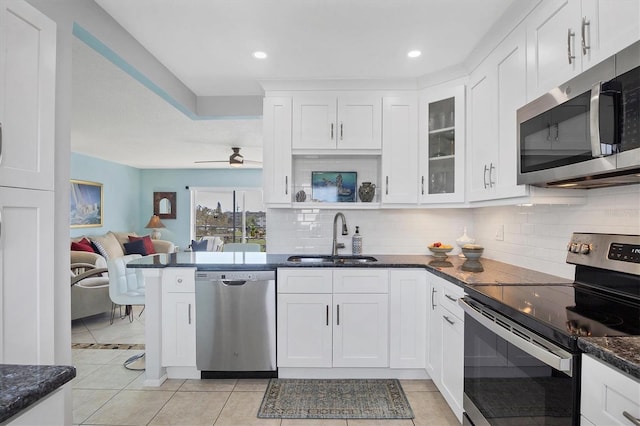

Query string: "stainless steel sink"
[[286, 255, 378, 264]]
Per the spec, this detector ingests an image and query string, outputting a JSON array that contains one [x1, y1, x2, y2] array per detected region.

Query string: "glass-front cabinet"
[[419, 84, 465, 203]]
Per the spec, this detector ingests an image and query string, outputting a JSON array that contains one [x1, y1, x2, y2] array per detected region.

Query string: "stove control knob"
[[578, 325, 591, 336], [579, 244, 591, 254], [570, 243, 580, 253]]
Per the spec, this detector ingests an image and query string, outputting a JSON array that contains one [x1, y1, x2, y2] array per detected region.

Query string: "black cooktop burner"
[[464, 282, 640, 351]]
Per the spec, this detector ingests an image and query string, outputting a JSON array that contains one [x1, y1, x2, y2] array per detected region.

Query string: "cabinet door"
[[439, 308, 464, 423], [277, 293, 332, 368], [161, 292, 196, 367], [419, 84, 465, 204], [263, 97, 292, 205], [468, 64, 497, 201], [333, 293, 388, 368], [526, 0, 582, 100], [337, 95, 381, 150], [581, 354, 640, 426], [425, 279, 441, 385], [389, 269, 426, 369], [581, 0, 640, 71], [0, 0, 56, 190], [292, 96, 337, 149], [381, 95, 418, 204], [0, 187, 54, 364]]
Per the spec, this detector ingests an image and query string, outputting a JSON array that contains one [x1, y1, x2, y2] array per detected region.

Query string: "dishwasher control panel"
[[195, 270, 276, 282]]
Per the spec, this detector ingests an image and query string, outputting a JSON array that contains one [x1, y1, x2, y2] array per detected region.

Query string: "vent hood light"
[[407, 50, 421, 58], [253, 51, 267, 59]]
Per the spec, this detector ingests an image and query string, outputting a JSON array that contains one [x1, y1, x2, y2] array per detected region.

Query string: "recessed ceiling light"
[[407, 50, 421, 58], [253, 51, 267, 59]]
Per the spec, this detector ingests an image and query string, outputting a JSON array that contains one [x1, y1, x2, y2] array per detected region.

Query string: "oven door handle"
[[459, 298, 573, 376]]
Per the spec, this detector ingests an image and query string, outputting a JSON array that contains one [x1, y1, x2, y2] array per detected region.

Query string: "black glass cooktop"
[[464, 282, 640, 351]]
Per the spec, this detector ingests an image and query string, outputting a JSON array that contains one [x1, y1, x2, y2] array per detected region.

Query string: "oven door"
[[459, 298, 580, 426]]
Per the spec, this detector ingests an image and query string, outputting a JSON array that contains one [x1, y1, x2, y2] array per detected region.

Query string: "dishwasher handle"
[[221, 280, 247, 286]]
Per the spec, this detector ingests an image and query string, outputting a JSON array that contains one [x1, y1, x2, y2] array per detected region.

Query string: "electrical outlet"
[[495, 225, 504, 241]]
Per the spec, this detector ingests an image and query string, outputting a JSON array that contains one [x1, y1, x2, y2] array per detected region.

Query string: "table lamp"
[[145, 214, 166, 239]]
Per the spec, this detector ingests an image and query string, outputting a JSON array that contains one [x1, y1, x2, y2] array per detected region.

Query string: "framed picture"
[[311, 171, 357, 202], [153, 191, 176, 219], [70, 180, 103, 228]]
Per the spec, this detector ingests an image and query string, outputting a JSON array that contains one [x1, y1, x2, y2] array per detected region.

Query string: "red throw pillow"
[[71, 241, 96, 253], [128, 235, 156, 254]]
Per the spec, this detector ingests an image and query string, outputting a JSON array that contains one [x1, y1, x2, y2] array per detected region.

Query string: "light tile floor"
[[72, 310, 459, 426]]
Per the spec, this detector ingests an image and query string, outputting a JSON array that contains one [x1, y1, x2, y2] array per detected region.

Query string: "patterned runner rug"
[[72, 343, 145, 350], [257, 378, 414, 419]]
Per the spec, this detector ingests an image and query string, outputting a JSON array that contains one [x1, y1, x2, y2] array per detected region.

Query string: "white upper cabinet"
[[419, 84, 466, 204], [0, 0, 56, 191], [292, 94, 381, 151], [381, 95, 419, 204], [527, 0, 639, 100], [263, 97, 292, 205], [468, 28, 528, 202]]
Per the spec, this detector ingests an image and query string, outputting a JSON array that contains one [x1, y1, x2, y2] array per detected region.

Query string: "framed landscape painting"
[[70, 180, 103, 228], [311, 171, 357, 202]]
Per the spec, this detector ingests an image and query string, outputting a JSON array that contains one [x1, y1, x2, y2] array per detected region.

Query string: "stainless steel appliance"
[[460, 233, 640, 425], [517, 41, 640, 189], [195, 270, 277, 378]]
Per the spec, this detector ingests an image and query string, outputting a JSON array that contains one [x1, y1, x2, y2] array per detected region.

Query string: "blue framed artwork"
[[311, 172, 357, 202], [70, 179, 103, 228]]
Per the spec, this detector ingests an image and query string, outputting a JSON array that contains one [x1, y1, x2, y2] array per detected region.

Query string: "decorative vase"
[[358, 182, 376, 202], [295, 190, 306, 202]]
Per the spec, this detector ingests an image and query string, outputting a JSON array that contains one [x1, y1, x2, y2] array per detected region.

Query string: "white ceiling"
[[72, 0, 522, 169]]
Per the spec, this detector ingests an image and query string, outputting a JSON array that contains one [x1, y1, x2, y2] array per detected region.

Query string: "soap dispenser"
[[352, 226, 362, 255]]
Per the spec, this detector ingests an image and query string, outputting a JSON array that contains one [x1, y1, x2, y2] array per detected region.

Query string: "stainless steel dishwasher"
[[195, 270, 276, 378]]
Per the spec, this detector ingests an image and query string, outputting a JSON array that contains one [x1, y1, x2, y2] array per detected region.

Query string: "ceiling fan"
[[194, 147, 262, 167]]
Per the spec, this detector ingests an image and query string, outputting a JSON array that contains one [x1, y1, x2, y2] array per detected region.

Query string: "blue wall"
[[70, 153, 141, 237], [70, 152, 263, 248]]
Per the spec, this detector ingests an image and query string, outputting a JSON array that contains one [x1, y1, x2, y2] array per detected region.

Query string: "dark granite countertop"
[[0, 364, 76, 423], [578, 337, 640, 380], [127, 252, 571, 288], [128, 252, 638, 377]]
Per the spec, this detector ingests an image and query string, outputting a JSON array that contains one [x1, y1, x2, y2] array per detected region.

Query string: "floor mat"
[[257, 378, 414, 419]]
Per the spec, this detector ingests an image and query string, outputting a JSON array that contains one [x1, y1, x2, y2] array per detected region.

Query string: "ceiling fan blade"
[[194, 159, 228, 164]]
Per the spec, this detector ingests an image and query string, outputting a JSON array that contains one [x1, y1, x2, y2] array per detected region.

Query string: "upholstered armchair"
[[70, 261, 110, 320]]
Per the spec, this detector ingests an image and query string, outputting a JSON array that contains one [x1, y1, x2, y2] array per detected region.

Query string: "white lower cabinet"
[[161, 268, 196, 367], [581, 354, 640, 426], [277, 268, 388, 369], [425, 272, 464, 423], [389, 269, 426, 368]]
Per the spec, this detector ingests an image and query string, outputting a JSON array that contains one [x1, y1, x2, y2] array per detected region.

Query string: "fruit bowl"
[[428, 245, 453, 259]]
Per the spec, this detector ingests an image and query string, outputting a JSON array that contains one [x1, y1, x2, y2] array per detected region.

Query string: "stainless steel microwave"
[[517, 41, 640, 189]]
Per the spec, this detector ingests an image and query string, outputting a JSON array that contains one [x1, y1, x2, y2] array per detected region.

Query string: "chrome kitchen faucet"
[[332, 212, 348, 256]]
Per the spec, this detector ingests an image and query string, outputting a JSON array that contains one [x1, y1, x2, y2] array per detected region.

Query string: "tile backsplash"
[[267, 185, 639, 280]]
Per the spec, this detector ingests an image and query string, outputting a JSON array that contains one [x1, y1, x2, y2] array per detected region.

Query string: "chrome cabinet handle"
[[330, 123, 334, 140], [567, 28, 575, 64], [623, 411, 640, 426], [336, 305, 340, 325], [188, 304, 192, 324], [445, 294, 457, 302], [285, 176, 288, 195], [443, 315, 455, 325], [385, 176, 389, 195], [340, 122, 343, 140], [483, 164, 489, 189], [0, 121, 3, 164], [421, 176, 425, 195], [326, 305, 329, 326], [581, 17, 590, 55], [431, 288, 437, 310]]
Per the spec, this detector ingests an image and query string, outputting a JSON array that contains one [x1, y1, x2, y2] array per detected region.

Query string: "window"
[[191, 188, 266, 251]]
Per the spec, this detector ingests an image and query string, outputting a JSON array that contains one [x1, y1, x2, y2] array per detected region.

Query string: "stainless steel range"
[[460, 233, 640, 426]]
